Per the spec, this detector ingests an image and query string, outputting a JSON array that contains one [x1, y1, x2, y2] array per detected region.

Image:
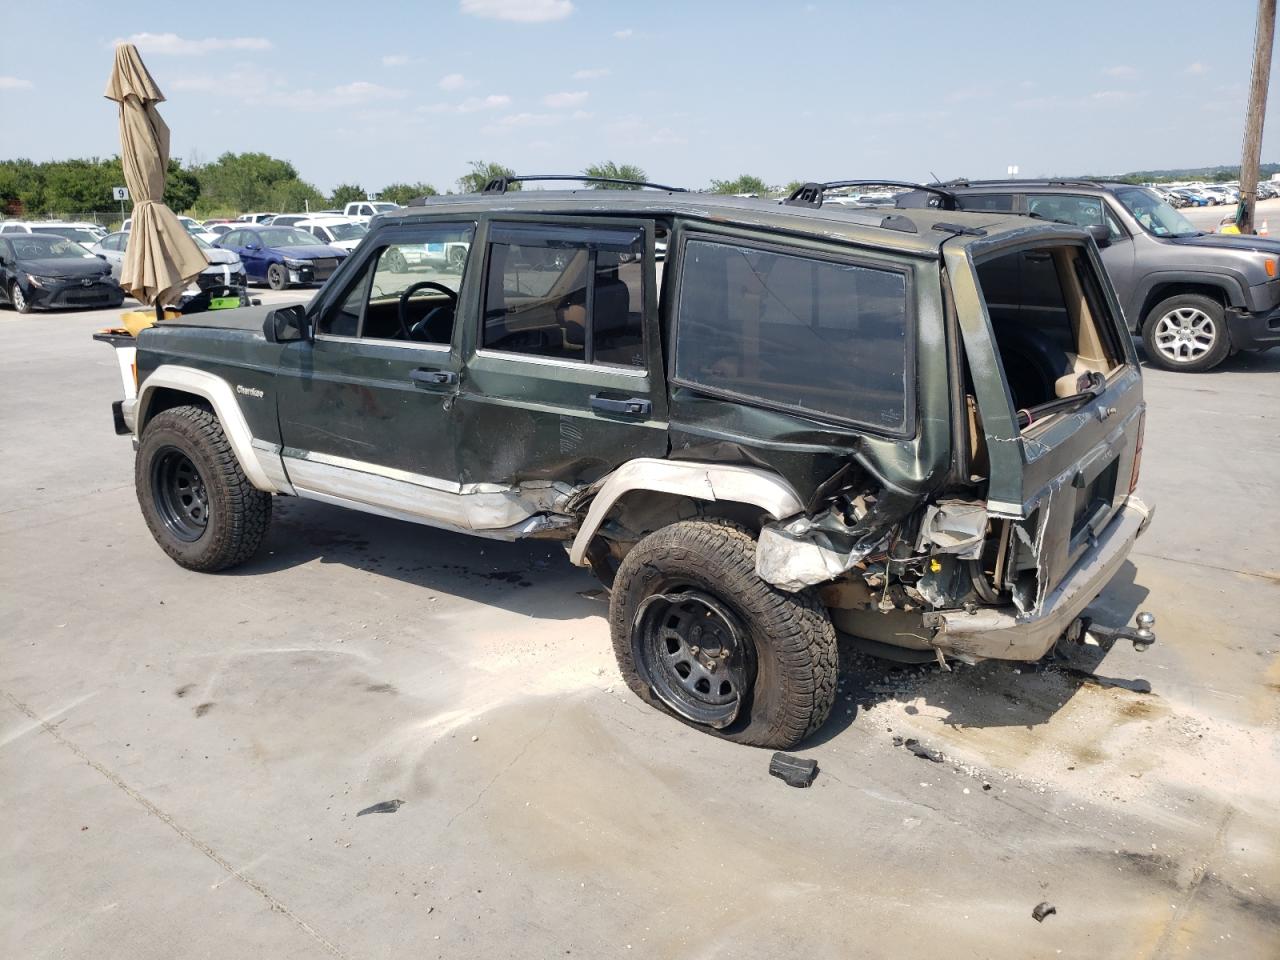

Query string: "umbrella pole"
[[155, 301, 163, 323]]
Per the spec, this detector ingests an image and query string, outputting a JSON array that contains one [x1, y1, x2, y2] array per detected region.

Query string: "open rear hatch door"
[[943, 226, 1145, 615]]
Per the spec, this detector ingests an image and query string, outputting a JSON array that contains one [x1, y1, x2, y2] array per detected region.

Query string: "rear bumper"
[[925, 495, 1153, 661], [1226, 304, 1280, 352]]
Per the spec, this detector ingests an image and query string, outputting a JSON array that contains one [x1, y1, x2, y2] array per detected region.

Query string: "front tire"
[[1141, 294, 1231, 372], [609, 518, 838, 748], [136, 405, 271, 571], [10, 281, 31, 314], [266, 263, 289, 291]]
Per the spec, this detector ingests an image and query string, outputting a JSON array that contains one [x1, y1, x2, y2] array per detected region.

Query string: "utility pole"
[[1238, 0, 1275, 234]]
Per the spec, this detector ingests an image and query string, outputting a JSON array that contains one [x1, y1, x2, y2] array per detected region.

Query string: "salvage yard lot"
[[1, 296, 1278, 958]]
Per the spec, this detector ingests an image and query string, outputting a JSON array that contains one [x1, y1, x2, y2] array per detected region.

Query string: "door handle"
[[410, 368, 457, 387], [590, 394, 651, 417]]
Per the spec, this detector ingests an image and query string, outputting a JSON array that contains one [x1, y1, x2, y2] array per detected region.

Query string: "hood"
[[18, 256, 112, 279], [202, 247, 240, 266], [276, 244, 346, 260], [1168, 233, 1280, 256], [148, 299, 289, 335]]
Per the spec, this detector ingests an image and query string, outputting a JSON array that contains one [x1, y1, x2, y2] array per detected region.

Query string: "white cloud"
[[571, 109, 593, 120], [1102, 65, 1137, 78], [572, 68, 610, 80], [613, 28, 633, 39], [419, 93, 511, 115], [1187, 62, 1209, 75], [330, 81, 407, 103], [382, 54, 411, 67], [461, 0, 573, 22], [438, 73, 466, 90], [542, 90, 588, 108], [497, 112, 561, 127], [0, 76, 33, 90], [1091, 89, 1141, 102], [114, 32, 271, 55], [650, 128, 686, 145]]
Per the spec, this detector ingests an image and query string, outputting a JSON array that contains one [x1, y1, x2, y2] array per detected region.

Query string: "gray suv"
[[911, 179, 1280, 371]]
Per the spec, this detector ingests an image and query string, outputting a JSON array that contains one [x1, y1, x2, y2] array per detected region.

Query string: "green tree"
[[270, 179, 327, 214], [782, 179, 808, 197], [379, 182, 438, 205], [456, 160, 517, 194], [710, 174, 770, 196], [195, 152, 302, 212], [163, 160, 201, 212], [329, 183, 367, 207], [582, 161, 647, 188]]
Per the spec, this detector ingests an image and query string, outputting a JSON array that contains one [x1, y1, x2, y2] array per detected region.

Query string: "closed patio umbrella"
[[104, 43, 206, 314]]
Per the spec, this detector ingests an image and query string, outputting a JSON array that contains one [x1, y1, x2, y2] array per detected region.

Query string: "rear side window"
[[674, 238, 912, 433], [956, 193, 1015, 212], [482, 223, 646, 368]]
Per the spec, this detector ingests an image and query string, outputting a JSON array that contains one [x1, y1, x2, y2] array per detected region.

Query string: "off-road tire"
[[1141, 293, 1231, 373], [609, 518, 838, 748], [266, 263, 289, 291], [136, 405, 271, 571], [10, 281, 31, 314]]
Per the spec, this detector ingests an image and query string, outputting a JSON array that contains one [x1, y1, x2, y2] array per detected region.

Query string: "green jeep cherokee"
[[97, 176, 1156, 748]]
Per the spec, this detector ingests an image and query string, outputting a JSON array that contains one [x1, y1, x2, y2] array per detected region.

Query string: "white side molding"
[[568, 458, 804, 566], [136, 364, 293, 495]]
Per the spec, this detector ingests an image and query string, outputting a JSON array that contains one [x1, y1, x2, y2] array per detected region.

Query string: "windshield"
[[1116, 188, 1200, 238], [327, 222, 367, 240], [180, 220, 205, 235], [256, 228, 322, 247], [370, 203, 400, 212], [11, 235, 93, 259], [31, 226, 99, 245]]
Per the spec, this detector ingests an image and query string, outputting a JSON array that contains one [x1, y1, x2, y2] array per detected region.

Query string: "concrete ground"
[[1178, 194, 1280, 231], [1, 284, 1278, 959]]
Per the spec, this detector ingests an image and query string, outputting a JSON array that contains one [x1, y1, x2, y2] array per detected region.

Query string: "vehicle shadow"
[[807, 560, 1154, 744], [227, 497, 603, 623]]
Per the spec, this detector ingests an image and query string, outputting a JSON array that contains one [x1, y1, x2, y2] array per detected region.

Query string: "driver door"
[[276, 221, 477, 525]]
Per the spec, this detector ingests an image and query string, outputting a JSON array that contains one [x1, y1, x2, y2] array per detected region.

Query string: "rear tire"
[[266, 263, 289, 291], [609, 518, 838, 748], [1141, 293, 1231, 372], [136, 405, 271, 571]]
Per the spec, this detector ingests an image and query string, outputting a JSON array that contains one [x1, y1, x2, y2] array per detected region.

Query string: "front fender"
[[135, 364, 292, 495]]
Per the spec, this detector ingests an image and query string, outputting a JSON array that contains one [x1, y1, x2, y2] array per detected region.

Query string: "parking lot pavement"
[[1178, 195, 1280, 231], [2, 297, 1278, 959]]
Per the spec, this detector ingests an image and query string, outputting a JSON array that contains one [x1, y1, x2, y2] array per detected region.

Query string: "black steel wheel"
[[136, 405, 271, 571], [609, 518, 838, 748], [633, 590, 752, 729], [266, 263, 289, 290], [151, 446, 209, 542]]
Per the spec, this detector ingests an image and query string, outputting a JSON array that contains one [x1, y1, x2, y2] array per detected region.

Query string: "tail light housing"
[[1129, 409, 1145, 493]]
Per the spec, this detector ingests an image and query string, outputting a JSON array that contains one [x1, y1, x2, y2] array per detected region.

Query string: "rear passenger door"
[[455, 218, 667, 487]]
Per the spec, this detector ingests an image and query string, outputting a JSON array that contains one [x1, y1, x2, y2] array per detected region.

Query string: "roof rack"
[[783, 180, 957, 210], [480, 174, 687, 194], [940, 178, 1107, 189]]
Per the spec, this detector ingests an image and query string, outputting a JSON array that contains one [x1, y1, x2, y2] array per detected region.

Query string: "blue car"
[[214, 225, 347, 290]]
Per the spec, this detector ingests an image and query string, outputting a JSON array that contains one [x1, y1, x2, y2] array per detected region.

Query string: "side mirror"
[[95, 253, 107, 260], [263, 304, 310, 343], [1086, 224, 1111, 248]]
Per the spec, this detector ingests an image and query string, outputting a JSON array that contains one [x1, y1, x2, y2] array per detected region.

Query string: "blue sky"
[[0, 0, 1275, 193]]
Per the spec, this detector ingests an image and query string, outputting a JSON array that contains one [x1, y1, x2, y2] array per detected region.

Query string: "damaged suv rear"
[[96, 176, 1156, 749]]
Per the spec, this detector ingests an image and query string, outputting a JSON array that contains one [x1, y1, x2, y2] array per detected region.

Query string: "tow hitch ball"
[[1069, 612, 1157, 652]]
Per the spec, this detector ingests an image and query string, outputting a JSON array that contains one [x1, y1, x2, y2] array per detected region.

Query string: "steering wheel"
[[398, 281, 458, 341]]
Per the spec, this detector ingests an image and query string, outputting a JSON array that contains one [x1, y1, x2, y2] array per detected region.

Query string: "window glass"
[[675, 239, 910, 432], [1026, 194, 1106, 230], [957, 193, 1015, 212], [482, 223, 645, 367], [318, 224, 474, 343], [222, 231, 243, 247], [1114, 188, 1199, 238]]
